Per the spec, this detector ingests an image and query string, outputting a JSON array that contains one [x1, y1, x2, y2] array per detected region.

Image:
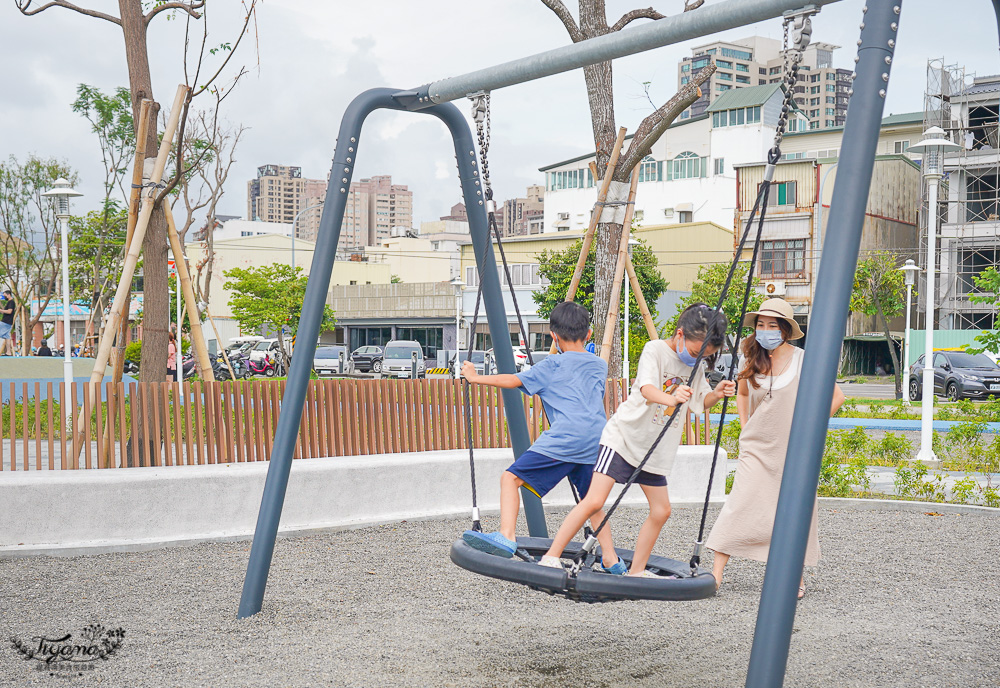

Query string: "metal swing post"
[[237, 89, 536, 619], [744, 2, 901, 685]]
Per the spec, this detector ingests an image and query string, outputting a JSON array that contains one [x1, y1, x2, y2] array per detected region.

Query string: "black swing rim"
[[450, 536, 716, 603]]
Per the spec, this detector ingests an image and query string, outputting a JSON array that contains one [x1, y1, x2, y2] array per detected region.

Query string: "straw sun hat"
[[741, 298, 804, 340]]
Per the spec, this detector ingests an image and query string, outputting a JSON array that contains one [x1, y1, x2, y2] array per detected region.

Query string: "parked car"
[[485, 346, 531, 372], [314, 345, 347, 376], [451, 350, 487, 376], [226, 336, 263, 356], [707, 352, 744, 386], [381, 340, 426, 378], [350, 345, 384, 373], [248, 338, 282, 363], [908, 351, 1000, 401]]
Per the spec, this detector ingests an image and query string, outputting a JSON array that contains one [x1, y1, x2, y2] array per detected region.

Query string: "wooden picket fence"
[[0, 378, 711, 471]]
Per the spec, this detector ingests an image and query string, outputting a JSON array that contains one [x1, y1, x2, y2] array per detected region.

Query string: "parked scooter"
[[244, 353, 278, 377]]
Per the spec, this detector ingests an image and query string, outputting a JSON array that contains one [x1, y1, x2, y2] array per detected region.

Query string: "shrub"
[[873, 433, 913, 466], [720, 417, 741, 461], [725, 471, 735, 495], [124, 341, 142, 365], [951, 477, 978, 505]]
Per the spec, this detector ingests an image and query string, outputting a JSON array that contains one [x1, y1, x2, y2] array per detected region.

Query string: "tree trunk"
[[873, 291, 902, 399], [120, 0, 167, 383]]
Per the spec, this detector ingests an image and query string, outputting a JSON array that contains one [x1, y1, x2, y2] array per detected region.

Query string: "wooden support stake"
[[163, 201, 215, 381], [204, 307, 237, 381], [551, 126, 628, 354], [599, 165, 641, 363], [77, 84, 188, 463], [623, 251, 659, 340]]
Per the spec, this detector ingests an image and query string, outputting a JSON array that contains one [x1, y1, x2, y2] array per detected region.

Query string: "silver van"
[[382, 340, 426, 378]]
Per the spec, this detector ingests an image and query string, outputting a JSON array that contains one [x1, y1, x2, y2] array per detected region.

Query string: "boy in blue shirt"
[[460, 302, 625, 573]]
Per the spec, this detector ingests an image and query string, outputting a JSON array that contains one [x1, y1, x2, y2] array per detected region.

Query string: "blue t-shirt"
[[516, 351, 608, 465]]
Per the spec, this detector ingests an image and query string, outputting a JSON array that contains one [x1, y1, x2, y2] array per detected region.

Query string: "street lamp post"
[[291, 201, 325, 270], [898, 259, 920, 406], [450, 275, 464, 379], [41, 179, 82, 395], [908, 127, 960, 465]]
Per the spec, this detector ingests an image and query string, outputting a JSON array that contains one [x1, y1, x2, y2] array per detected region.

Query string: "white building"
[[541, 84, 809, 234], [212, 219, 293, 242]]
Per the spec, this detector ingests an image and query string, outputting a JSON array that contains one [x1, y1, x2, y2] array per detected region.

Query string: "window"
[[722, 47, 752, 60], [717, 84, 731, 91], [826, 84, 836, 92], [825, 108, 836, 116], [634, 210, 645, 222], [692, 57, 709, 69], [714, 158, 725, 175], [810, 109, 819, 117], [894, 140, 910, 154], [827, 72, 837, 80], [678, 210, 693, 223], [680, 76, 689, 85], [775, 181, 797, 205], [810, 74, 820, 82], [668, 152, 707, 180], [826, 96, 836, 104], [760, 239, 806, 278], [736, 63, 749, 72], [717, 72, 733, 81], [810, 98, 820, 106], [759, 79, 767, 85], [825, 120, 835, 127], [759, 67, 767, 75], [749, 106, 761, 123], [810, 86, 820, 94], [681, 64, 690, 73], [736, 75, 750, 84], [735, 108, 745, 124], [769, 66, 782, 75], [717, 60, 733, 69], [638, 155, 661, 183]]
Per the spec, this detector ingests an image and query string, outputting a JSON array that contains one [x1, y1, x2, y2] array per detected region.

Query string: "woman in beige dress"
[[706, 298, 844, 598]]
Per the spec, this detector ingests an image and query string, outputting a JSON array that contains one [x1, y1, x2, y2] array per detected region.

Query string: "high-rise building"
[[248, 165, 316, 225], [500, 184, 545, 237], [677, 37, 851, 130], [340, 176, 413, 251]]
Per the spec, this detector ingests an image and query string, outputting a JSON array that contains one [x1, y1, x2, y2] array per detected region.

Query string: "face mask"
[[755, 329, 784, 351], [553, 336, 563, 354], [676, 333, 700, 368]]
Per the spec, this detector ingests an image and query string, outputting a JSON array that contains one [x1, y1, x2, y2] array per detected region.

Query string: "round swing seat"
[[450, 536, 717, 603]]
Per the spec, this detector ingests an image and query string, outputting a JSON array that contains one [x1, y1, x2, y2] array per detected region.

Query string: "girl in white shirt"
[[540, 304, 736, 576]]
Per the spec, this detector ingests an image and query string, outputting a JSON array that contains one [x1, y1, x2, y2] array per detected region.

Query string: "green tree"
[[66, 202, 129, 316], [850, 251, 906, 399], [662, 262, 764, 349], [72, 84, 135, 203], [969, 267, 1000, 356], [0, 155, 78, 354], [533, 238, 666, 378], [223, 264, 335, 373]]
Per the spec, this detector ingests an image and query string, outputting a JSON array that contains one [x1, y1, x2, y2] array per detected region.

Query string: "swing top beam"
[[399, 0, 840, 109]]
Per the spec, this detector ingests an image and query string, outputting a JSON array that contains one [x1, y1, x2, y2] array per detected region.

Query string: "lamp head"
[[898, 258, 920, 287], [41, 178, 83, 219], [909, 127, 961, 176]]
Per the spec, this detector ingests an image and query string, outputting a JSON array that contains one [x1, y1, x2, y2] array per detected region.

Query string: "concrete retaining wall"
[[0, 446, 726, 555]]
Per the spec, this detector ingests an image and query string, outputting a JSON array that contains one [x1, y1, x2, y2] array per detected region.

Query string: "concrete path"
[[0, 504, 995, 687]]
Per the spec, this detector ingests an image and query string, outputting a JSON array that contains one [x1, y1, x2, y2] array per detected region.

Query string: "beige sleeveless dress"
[[706, 346, 820, 566]]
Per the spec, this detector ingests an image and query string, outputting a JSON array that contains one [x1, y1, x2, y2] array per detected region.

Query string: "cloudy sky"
[[2, 0, 999, 226]]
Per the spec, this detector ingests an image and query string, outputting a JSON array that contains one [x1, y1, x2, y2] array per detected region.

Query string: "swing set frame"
[[238, 1, 907, 686]]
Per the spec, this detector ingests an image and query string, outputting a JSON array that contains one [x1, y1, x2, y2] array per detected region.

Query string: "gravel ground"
[[1, 505, 998, 688]]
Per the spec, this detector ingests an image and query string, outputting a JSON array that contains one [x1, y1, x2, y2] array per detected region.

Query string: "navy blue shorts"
[[594, 445, 667, 487], [507, 449, 594, 499]]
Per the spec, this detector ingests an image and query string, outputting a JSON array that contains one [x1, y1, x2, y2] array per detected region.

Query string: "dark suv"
[[350, 345, 384, 373], [908, 351, 1000, 401]]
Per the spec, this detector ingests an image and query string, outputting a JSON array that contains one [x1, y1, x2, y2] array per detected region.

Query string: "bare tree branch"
[[610, 7, 664, 33], [190, 0, 257, 98], [684, 0, 705, 11], [14, 0, 120, 25], [144, 0, 204, 25], [539, 0, 582, 41], [617, 64, 715, 175]]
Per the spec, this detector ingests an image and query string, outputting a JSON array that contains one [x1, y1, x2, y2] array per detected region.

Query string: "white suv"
[[381, 340, 426, 378]]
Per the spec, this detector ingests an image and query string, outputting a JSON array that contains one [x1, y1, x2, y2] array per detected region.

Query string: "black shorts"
[[594, 445, 667, 487]]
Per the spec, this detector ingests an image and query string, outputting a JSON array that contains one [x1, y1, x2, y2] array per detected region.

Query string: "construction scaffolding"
[[921, 58, 1000, 330]]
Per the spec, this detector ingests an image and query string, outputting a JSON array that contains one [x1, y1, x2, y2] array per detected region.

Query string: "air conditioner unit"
[[764, 280, 786, 296]]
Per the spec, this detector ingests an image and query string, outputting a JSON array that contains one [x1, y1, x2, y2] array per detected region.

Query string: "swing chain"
[[772, 8, 815, 156], [469, 91, 493, 202]]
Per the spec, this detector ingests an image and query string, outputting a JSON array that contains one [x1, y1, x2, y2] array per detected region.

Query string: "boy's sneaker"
[[462, 530, 516, 558], [598, 556, 628, 575]]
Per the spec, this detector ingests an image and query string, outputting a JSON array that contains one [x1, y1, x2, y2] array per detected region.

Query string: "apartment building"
[[678, 37, 851, 130], [247, 165, 324, 227], [340, 175, 414, 251], [541, 83, 810, 233], [500, 185, 545, 237]]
